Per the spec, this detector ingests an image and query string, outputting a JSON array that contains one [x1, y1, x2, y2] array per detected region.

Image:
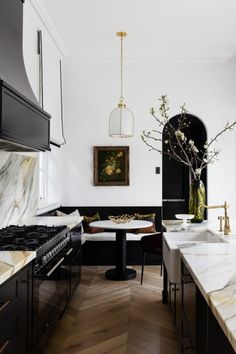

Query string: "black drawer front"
[[0, 275, 19, 317], [0, 305, 19, 354]]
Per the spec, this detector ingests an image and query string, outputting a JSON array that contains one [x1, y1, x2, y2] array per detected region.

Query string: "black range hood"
[[0, 0, 50, 152]]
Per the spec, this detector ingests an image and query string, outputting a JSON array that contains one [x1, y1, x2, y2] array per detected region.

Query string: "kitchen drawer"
[[0, 274, 19, 318], [181, 313, 195, 353], [0, 304, 19, 354]]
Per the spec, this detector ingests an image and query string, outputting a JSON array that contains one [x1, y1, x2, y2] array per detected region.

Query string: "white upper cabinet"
[[42, 34, 62, 146], [23, 0, 66, 146]]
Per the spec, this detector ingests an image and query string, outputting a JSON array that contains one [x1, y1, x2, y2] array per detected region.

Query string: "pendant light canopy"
[[109, 32, 134, 138]]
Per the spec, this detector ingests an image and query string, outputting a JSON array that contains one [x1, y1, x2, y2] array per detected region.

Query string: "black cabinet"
[[168, 282, 179, 324], [180, 259, 235, 354], [69, 226, 82, 297], [0, 304, 20, 354], [69, 248, 81, 296], [175, 285, 182, 335], [0, 263, 32, 354], [163, 260, 236, 353], [207, 308, 235, 354], [181, 262, 197, 353], [59, 253, 71, 314], [163, 265, 182, 335]]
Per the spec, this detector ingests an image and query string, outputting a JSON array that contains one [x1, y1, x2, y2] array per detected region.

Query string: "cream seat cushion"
[[81, 232, 155, 244]]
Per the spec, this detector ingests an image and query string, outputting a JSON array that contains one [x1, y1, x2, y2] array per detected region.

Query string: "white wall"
[[60, 57, 236, 217]]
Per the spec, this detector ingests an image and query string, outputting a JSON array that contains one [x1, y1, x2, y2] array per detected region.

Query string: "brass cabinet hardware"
[[0, 300, 10, 312], [66, 248, 73, 256], [0, 340, 10, 353]]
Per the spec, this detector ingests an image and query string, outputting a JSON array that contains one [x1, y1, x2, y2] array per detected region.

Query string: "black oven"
[[32, 246, 70, 349], [32, 225, 82, 354]]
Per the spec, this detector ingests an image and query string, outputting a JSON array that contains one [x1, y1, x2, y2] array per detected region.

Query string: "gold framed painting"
[[93, 146, 129, 186]]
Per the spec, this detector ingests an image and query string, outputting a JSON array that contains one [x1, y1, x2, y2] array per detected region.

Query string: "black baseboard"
[[82, 241, 162, 266]]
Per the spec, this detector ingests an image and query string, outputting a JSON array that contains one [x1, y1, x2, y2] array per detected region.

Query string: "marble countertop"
[[163, 219, 236, 242], [17, 215, 83, 230], [163, 219, 236, 350], [180, 242, 236, 352], [163, 219, 219, 232], [0, 251, 36, 286]]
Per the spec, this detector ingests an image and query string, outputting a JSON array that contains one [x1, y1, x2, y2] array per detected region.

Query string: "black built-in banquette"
[[43, 206, 163, 266]]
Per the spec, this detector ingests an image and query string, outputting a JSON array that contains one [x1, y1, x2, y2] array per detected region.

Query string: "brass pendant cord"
[[120, 35, 124, 104], [109, 31, 134, 138]]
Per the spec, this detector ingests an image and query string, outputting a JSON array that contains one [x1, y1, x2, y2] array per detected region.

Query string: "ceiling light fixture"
[[109, 32, 134, 138]]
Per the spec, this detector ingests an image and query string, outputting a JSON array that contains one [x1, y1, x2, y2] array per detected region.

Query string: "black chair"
[[140, 232, 163, 285]]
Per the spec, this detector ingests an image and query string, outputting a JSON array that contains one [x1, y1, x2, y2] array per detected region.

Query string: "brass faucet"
[[199, 201, 230, 235]]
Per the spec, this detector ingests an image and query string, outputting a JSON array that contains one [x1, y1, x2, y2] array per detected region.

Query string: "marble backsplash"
[[0, 152, 38, 227]]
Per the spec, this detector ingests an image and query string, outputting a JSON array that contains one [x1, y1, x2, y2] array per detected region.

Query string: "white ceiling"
[[41, 0, 236, 58]]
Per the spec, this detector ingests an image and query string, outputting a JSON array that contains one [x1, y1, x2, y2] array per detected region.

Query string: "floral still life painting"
[[93, 146, 129, 186]]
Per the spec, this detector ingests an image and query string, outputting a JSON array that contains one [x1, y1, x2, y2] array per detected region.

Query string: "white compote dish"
[[175, 213, 194, 230]]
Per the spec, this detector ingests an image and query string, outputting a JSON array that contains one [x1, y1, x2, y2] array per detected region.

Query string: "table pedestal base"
[[105, 268, 136, 281]]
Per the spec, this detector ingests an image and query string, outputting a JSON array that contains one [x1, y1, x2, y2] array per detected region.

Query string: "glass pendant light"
[[109, 32, 134, 138]]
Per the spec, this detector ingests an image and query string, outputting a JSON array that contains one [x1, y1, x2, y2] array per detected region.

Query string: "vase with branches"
[[142, 95, 236, 222]]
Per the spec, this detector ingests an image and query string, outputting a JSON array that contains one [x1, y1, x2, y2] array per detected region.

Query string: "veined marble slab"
[[181, 243, 236, 352], [0, 251, 36, 285], [0, 152, 38, 227]]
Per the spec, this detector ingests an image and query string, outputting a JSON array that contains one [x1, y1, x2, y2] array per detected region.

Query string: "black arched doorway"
[[162, 114, 207, 219]]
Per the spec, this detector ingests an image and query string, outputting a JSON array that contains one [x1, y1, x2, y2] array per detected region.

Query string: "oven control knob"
[[42, 255, 47, 264]]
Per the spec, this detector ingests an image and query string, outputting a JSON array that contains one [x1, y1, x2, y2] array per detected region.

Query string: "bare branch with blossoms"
[[141, 95, 236, 180]]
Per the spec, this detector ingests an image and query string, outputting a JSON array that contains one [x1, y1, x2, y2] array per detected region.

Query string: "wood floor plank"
[[45, 266, 180, 354], [60, 333, 128, 354]]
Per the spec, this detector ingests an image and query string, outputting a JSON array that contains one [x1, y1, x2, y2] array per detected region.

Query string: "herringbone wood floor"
[[45, 266, 180, 354]]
